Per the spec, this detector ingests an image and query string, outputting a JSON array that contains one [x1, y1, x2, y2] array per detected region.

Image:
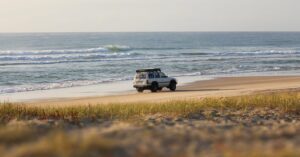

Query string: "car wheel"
[[151, 82, 159, 92], [136, 88, 144, 93], [169, 81, 176, 91]]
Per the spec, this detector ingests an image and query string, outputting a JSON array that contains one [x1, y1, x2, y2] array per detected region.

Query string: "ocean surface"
[[0, 32, 300, 94]]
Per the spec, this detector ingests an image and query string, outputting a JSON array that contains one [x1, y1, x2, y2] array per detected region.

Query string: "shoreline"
[[20, 75, 300, 106], [0, 75, 212, 103], [1, 71, 300, 103]]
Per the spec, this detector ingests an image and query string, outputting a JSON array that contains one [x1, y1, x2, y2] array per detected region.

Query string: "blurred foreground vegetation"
[[0, 92, 299, 157]]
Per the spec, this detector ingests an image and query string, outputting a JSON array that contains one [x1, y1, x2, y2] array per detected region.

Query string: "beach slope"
[[29, 76, 300, 106]]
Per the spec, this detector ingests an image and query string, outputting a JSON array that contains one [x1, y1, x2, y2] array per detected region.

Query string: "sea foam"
[[0, 45, 131, 56]]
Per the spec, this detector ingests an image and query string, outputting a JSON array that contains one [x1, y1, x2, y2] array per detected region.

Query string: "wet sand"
[[28, 76, 300, 106]]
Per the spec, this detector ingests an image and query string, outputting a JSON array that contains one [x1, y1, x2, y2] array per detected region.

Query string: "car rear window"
[[135, 73, 147, 79]]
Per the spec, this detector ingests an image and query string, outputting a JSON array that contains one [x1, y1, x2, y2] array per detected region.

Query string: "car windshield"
[[160, 72, 167, 77], [135, 72, 147, 79]]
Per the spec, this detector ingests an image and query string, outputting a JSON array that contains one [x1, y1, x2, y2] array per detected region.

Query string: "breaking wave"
[[0, 77, 133, 94], [0, 52, 134, 61], [0, 45, 131, 56], [215, 50, 300, 55]]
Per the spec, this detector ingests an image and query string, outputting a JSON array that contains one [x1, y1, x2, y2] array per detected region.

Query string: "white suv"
[[133, 68, 177, 93]]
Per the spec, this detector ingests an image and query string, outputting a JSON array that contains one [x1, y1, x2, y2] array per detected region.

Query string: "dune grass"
[[0, 92, 300, 157], [0, 92, 299, 123]]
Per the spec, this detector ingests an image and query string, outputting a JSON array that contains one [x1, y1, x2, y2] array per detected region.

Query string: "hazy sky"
[[1, 0, 300, 32]]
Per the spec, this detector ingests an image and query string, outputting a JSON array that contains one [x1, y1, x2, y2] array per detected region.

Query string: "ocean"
[[1, 32, 300, 94]]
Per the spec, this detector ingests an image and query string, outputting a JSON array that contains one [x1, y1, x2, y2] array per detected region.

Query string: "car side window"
[[148, 72, 154, 79], [154, 72, 160, 78]]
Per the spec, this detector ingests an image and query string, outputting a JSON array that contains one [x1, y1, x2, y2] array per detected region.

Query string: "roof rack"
[[136, 68, 161, 73]]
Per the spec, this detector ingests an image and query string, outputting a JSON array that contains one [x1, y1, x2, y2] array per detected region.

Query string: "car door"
[[159, 72, 169, 87], [148, 72, 155, 84], [153, 72, 161, 86]]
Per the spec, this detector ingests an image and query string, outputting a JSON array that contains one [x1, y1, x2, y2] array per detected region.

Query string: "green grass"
[[0, 92, 299, 122]]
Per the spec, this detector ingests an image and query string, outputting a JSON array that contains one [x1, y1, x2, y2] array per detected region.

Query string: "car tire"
[[151, 82, 159, 92], [169, 81, 176, 91], [136, 88, 144, 93]]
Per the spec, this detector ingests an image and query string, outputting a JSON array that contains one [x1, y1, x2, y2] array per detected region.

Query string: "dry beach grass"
[[0, 92, 300, 157]]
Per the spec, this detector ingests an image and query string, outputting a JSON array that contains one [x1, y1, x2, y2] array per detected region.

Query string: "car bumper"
[[133, 84, 151, 88]]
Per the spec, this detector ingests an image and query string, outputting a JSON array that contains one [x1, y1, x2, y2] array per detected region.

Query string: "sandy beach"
[[27, 75, 300, 106], [1, 75, 300, 157]]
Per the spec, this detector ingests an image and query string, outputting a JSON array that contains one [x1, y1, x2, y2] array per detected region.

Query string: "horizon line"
[[1, 31, 300, 34]]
